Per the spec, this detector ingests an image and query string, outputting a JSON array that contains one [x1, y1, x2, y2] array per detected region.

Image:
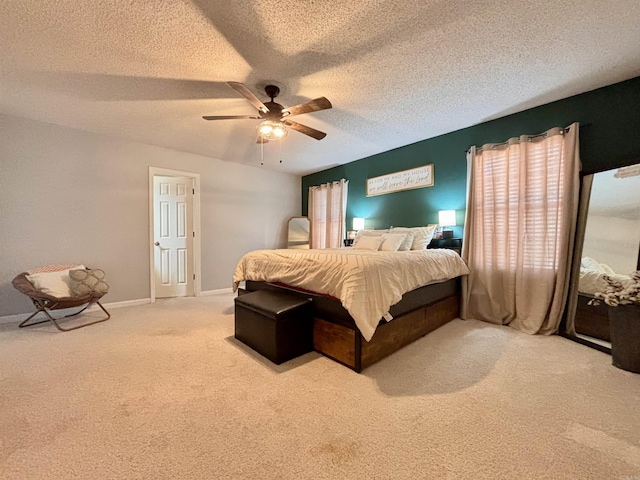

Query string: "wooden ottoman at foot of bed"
[[313, 294, 460, 373]]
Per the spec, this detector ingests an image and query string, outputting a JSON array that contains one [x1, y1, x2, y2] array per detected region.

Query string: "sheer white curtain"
[[308, 179, 348, 249], [461, 123, 580, 334]]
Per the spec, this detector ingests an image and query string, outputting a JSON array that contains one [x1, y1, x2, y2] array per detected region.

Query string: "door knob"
[[154, 242, 160, 246]]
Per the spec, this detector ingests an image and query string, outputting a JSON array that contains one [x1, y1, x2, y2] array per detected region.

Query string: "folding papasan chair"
[[12, 264, 111, 332]]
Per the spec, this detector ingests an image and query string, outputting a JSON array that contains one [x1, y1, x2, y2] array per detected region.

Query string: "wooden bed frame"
[[574, 293, 610, 342], [243, 278, 460, 372]]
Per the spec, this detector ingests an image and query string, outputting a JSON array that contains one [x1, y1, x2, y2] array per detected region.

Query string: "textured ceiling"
[[1, 0, 640, 175]]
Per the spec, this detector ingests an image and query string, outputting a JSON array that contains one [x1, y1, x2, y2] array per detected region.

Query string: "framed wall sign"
[[366, 164, 434, 197]]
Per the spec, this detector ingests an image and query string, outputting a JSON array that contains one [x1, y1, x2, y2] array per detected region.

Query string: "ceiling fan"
[[203, 82, 332, 143]]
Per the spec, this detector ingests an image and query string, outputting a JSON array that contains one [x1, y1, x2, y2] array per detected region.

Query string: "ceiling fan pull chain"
[[279, 138, 283, 164], [260, 137, 264, 166]]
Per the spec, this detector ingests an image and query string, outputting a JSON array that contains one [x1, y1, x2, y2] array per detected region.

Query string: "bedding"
[[579, 256, 633, 296], [352, 225, 437, 250], [233, 248, 470, 341], [390, 225, 438, 250], [352, 229, 388, 247], [378, 233, 407, 252], [354, 235, 385, 251]]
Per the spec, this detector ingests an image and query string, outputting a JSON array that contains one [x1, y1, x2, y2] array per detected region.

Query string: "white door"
[[153, 176, 194, 298]]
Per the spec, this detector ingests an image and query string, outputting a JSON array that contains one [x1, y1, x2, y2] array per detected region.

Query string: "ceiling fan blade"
[[283, 97, 332, 117], [202, 115, 262, 120], [227, 81, 269, 113], [256, 137, 269, 144], [283, 120, 327, 140]]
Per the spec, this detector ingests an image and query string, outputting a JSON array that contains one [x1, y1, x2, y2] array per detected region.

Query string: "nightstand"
[[428, 237, 462, 254], [344, 239, 354, 247]]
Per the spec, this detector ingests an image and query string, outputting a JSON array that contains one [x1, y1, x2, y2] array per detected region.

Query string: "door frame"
[[149, 167, 202, 303]]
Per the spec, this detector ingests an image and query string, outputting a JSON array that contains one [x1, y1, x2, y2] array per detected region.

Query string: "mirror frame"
[[286, 216, 310, 249], [560, 157, 640, 352]]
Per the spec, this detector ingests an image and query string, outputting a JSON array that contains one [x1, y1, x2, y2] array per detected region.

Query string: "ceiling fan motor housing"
[[264, 102, 285, 120], [262, 85, 285, 119], [264, 85, 280, 100]]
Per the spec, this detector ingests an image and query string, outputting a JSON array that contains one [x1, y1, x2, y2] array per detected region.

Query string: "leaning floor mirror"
[[564, 161, 640, 351], [287, 216, 310, 249]]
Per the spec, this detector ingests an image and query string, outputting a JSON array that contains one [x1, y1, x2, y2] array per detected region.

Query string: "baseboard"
[[199, 287, 234, 296], [0, 289, 238, 325], [0, 297, 151, 325]]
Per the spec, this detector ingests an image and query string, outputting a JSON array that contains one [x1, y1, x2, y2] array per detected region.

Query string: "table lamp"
[[438, 210, 456, 239]]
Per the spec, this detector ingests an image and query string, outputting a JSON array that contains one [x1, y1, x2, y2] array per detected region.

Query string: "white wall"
[[0, 115, 301, 316], [582, 166, 640, 274], [582, 214, 639, 274]]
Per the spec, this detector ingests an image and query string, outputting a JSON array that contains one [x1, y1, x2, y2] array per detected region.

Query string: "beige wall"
[[0, 114, 301, 316], [582, 214, 639, 274]]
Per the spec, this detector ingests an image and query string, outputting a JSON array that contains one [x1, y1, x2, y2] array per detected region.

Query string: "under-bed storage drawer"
[[313, 317, 357, 367], [313, 294, 460, 372]]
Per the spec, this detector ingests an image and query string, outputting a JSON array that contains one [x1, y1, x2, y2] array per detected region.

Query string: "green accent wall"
[[302, 76, 640, 238]]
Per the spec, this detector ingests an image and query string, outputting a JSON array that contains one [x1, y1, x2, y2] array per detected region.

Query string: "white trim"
[[199, 288, 235, 296], [101, 298, 151, 309], [149, 167, 202, 303], [0, 298, 151, 325]]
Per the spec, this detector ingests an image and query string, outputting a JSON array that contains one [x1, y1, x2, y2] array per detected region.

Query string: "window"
[[308, 179, 348, 249]]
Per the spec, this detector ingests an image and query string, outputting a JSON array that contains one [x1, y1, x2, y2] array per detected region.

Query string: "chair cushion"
[[25, 265, 85, 298], [69, 269, 109, 297]]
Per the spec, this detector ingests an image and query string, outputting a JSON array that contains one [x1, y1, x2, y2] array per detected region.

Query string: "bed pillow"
[[352, 229, 389, 248], [69, 268, 109, 297], [390, 225, 438, 250], [354, 235, 385, 251], [426, 224, 439, 243], [397, 233, 414, 251], [379, 233, 407, 252], [581, 256, 605, 273], [26, 265, 86, 298]]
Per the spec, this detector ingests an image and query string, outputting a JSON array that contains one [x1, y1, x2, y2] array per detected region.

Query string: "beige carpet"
[[1, 293, 639, 480]]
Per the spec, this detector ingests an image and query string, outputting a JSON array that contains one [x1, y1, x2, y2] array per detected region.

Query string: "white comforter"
[[233, 248, 470, 341], [579, 256, 633, 296]]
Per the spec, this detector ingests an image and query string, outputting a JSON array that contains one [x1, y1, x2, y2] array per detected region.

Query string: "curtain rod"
[[466, 123, 590, 154], [309, 178, 347, 189]]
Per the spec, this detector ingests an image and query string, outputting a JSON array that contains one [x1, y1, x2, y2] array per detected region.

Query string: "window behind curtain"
[[462, 124, 580, 335], [308, 179, 348, 249], [475, 136, 565, 271]]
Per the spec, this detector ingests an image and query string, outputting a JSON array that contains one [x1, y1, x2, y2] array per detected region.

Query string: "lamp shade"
[[438, 210, 456, 227], [353, 218, 365, 231]]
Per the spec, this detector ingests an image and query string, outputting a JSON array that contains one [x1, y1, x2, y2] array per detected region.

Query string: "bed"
[[575, 257, 633, 342], [233, 247, 470, 371]]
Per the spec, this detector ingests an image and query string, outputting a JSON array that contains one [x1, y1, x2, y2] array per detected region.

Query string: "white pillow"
[[352, 229, 389, 248], [26, 265, 86, 298], [390, 226, 438, 250], [379, 233, 407, 252], [354, 235, 385, 251], [397, 233, 414, 251], [581, 257, 605, 273]]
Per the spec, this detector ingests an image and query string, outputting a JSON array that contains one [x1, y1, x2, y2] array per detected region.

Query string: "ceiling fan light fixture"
[[257, 120, 288, 140]]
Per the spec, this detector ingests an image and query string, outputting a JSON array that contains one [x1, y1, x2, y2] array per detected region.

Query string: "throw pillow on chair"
[[69, 268, 109, 297]]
